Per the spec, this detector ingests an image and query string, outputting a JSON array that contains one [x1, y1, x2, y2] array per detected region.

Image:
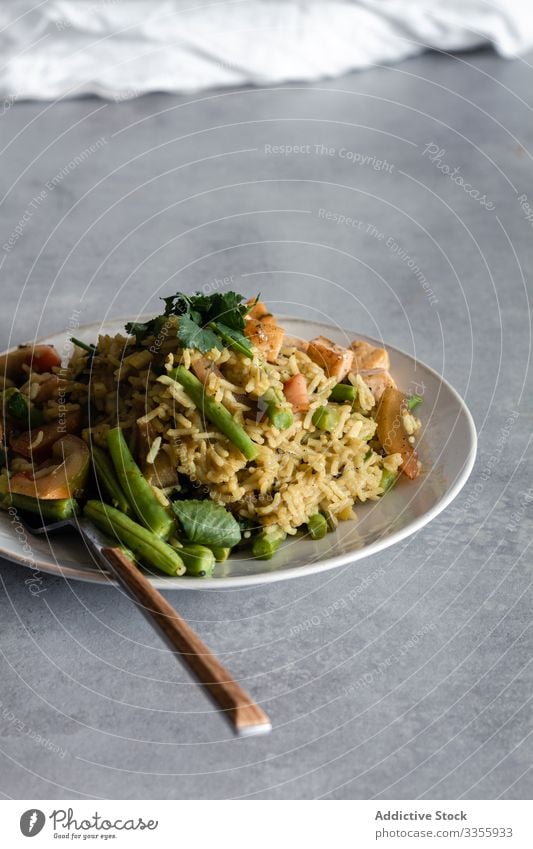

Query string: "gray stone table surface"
[[0, 47, 532, 800]]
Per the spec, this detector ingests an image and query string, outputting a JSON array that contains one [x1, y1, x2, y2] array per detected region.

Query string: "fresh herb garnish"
[[124, 291, 255, 357], [177, 315, 223, 353], [406, 394, 423, 411]]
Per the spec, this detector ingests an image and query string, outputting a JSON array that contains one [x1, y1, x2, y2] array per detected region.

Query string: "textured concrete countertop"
[[0, 48, 532, 800]]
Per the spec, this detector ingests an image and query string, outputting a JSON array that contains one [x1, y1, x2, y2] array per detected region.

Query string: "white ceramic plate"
[[0, 317, 476, 589]]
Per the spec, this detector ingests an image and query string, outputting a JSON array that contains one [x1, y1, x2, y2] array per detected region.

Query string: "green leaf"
[[177, 315, 223, 353], [209, 292, 247, 330], [162, 294, 189, 317], [125, 322, 151, 343], [172, 499, 241, 547]]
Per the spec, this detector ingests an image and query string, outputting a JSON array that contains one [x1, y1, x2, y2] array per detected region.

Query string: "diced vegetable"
[[252, 528, 286, 560], [380, 468, 398, 493], [3, 388, 44, 427], [8, 435, 89, 500], [107, 427, 174, 539], [267, 406, 293, 430], [312, 405, 341, 433], [9, 410, 81, 460], [84, 500, 185, 576], [262, 387, 293, 430], [180, 544, 216, 577], [329, 383, 356, 403], [0, 345, 61, 381], [376, 387, 419, 479], [168, 366, 259, 461], [407, 394, 423, 411], [307, 513, 328, 540], [172, 499, 241, 547], [283, 373, 309, 412], [91, 445, 132, 516]]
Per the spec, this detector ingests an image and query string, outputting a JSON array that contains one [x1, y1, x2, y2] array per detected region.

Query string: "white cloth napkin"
[[1, 0, 532, 101]]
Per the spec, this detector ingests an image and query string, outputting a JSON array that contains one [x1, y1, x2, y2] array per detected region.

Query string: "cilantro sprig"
[[125, 291, 256, 357]]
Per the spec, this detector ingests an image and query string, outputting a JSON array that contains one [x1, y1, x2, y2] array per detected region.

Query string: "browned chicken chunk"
[[244, 315, 285, 363], [307, 336, 354, 381], [350, 339, 396, 401]]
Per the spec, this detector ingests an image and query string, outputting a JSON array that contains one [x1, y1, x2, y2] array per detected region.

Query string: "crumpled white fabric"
[[1, 0, 532, 101]]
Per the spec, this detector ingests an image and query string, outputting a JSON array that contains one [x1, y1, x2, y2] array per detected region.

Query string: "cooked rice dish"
[[1, 291, 422, 575]]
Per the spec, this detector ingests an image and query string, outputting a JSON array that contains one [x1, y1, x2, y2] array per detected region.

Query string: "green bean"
[[307, 513, 328, 540], [168, 366, 259, 461], [208, 546, 231, 562], [262, 388, 293, 430], [329, 383, 356, 403], [3, 492, 78, 521], [252, 528, 286, 560], [106, 427, 174, 538], [180, 544, 216, 577], [380, 468, 397, 493], [267, 406, 293, 430], [91, 445, 132, 516], [84, 500, 184, 576], [312, 405, 341, 432]]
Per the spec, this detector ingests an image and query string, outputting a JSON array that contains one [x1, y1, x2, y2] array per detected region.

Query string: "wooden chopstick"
[[102, 547, 272, 736]]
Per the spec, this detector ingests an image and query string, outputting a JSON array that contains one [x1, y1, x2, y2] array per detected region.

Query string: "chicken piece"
[[350, 340, 396, 401], [360, 370, 397, 402], [307, 336, 354, 381], [244, 316, 285, 363], [350, 340, 390, 371], [283, 373, 309, 412], [282, 335, 309, 354]]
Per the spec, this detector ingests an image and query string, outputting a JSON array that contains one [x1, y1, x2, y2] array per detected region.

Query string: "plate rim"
[[0, 316, 477, 589]]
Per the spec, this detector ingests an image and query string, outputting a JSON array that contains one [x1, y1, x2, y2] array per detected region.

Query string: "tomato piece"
[[0, 344, 61, 380], [31, 346, 61, 373], [283, 373, 309, 412]]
